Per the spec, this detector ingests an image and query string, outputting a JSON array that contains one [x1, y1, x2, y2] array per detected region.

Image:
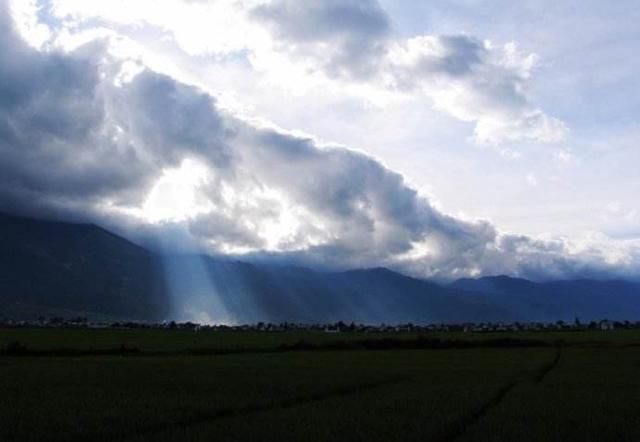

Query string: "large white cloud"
[[387, 36, 567, 144], [1, 1, 637, 281], [35, 0, 567, 145]]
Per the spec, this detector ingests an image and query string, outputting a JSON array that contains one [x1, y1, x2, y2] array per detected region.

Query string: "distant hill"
[[1, 212, 640, 323], [450, 275, 640, 322], [0, 213, 169, 320], [164, 261, 509, 324]]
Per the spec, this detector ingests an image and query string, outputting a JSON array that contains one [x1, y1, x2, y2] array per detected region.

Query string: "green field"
[[1, 328, 639, 441]]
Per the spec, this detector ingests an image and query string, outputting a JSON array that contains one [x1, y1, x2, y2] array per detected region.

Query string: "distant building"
[[324, 325, 340, 333], [599, 320, 615, 331]]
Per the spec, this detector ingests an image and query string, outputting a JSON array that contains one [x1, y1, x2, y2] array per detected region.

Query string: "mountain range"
[[1, 212, 639, 323]]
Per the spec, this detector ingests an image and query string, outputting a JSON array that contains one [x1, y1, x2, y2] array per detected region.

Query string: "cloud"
[[40, 0, 567, 145], [249, 1, 567, 144], [0, 3, 636, 281], [387, 36, 568, 144], [250, 0, 390, 79], [0, 14, 130, 210]]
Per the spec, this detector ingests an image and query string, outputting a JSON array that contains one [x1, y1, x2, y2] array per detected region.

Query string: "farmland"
[[1, 328, 640, 441]]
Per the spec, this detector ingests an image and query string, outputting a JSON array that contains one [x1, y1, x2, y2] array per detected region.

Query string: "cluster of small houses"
[[0, 317, 624, 332]]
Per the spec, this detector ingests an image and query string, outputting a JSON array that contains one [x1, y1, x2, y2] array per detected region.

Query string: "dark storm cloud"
[[0, 5, 234, 216], [0, 8, 152, 212], [113, 72, 234, 168]]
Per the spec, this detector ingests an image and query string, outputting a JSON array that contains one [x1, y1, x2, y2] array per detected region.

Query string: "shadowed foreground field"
[[1, 329, 639, 441]]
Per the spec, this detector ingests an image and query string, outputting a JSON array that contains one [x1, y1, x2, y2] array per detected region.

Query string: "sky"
[[1, 0, 639, 281]]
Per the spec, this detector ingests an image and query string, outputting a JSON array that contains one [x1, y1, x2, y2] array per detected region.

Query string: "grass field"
[[3, 327, 640, 352], [1, 328, 639, 441]]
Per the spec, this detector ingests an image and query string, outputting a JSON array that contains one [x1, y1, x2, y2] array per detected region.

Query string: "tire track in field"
[[533, 345, 562, 383], [440, 346, 563, 442], [104, 376, 412, 442]]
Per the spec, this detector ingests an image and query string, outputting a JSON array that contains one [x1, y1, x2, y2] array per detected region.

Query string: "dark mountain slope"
[[0, 213, 169, 320], [450, 276, 640, 321], [160, 258, 508, 324]]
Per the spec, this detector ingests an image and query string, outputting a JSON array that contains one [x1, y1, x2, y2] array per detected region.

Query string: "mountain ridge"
[[1, 212, 639, 323]]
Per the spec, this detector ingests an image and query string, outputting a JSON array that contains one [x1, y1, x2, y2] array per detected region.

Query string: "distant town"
[[0, 317, 629, 332]]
